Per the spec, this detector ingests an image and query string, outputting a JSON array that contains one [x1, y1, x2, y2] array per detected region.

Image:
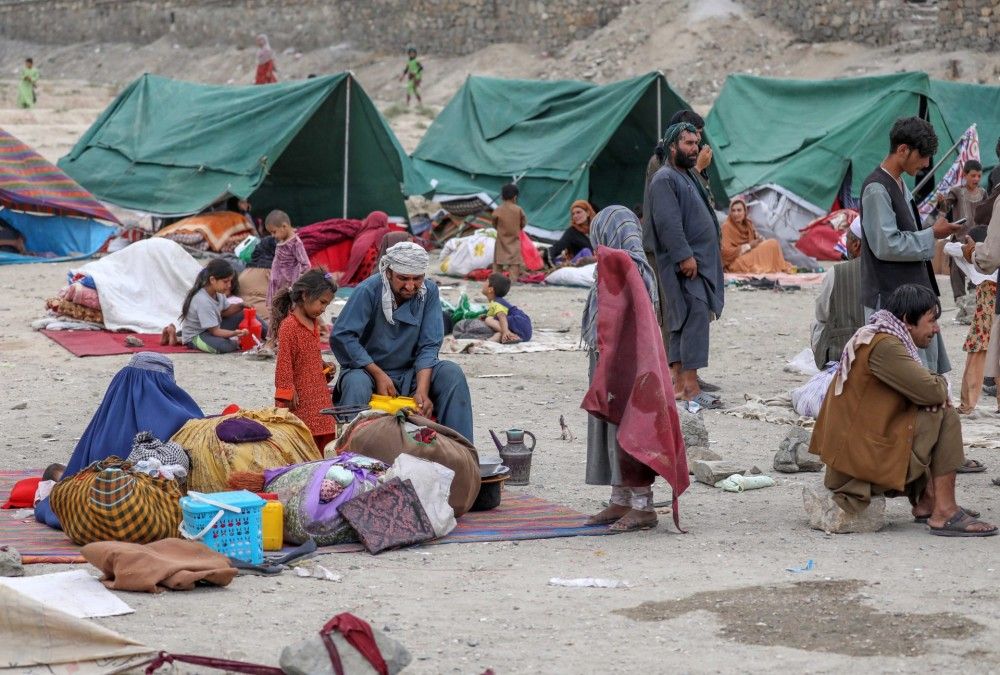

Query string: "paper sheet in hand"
[[0, 569, 133, 618]]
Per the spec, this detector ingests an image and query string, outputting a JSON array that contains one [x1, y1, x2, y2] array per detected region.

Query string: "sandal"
[[915, 506, 980, 523], [957, 458, 987, 474], [697, 377, 721, 393], [587, 504, 630, 526], [928, 509, 998, 537], [689, 392, 723, 410], [608, 509, 657, 533]]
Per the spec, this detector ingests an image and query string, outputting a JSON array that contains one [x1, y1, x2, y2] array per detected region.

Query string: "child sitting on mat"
[[181, 259, 264, 354], [273, 269, 339, 450], [452, 273, 532, 343]]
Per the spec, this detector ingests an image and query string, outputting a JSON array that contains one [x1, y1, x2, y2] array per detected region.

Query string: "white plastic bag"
[[784, 347, 820, 376], [437, 229, 496, 277], [384, 454, 457, 537], [791, 362, 839, 418], [545, 263, 596, 288]]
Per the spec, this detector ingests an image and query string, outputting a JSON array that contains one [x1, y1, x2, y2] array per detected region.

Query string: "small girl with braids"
[[273, 269, 339, 449]]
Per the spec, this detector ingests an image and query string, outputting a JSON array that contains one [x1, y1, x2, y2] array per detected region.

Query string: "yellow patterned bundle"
[[49, 457, 183, 546], [173, 407, 321, 493]]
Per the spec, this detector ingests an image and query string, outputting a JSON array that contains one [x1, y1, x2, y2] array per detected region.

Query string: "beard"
[[673, 150, 697, 170]]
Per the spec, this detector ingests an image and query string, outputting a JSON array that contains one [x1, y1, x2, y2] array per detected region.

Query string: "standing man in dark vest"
[[860, 116, 962, 374]]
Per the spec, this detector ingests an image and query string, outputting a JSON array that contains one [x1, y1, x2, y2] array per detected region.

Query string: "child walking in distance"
[[273, 270, 339, 450], [181, 259, 254, 354], [492, 183, 527, 279], [400, 47, 423, 106]]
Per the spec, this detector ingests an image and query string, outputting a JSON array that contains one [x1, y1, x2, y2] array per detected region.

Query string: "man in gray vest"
[[811, 218, 865, 368], [860, 116, 962, 374]]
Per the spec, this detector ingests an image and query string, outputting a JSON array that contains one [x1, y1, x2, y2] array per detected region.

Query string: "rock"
[[678, 407, 709, 449], [686, 446, 722, 474], [123, 335, 144, 347], [280, 623, 411, 675], [0, 546, 24, 577], [10, 402, 27, 410], [774, 427, 824, 473], [692, 460, 746, 486], [802, 482, 885, 534]]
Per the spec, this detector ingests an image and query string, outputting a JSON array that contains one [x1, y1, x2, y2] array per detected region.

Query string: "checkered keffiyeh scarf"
[[833, 310, 922, 395], [379, 242, 429, 324], [127, 431, 190, 472]]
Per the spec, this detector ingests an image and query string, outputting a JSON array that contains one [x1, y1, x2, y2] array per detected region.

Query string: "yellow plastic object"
[[368, 395, 418, 414], [261, 499, 284, 551]]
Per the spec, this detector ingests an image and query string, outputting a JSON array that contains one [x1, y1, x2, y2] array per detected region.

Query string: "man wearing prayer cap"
[[811, 217, 866, 369], [643, 121, 725, 410], [331, 242, 474, 441]]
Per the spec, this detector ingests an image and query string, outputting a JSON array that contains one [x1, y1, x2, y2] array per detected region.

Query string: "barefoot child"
[[483, 273, 532, 343], [492, 183, 527, 279], [267, 209, 311, 309], [180, 259, 253, 354], [273, 270, 339, 450], [399, 47, 423, 106]]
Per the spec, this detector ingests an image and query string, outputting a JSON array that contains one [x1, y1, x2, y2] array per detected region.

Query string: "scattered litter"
[[292, 562, 342, 582], [784, 348, 820, 376], [548, 577, 632, 589], [478, 373, 514, 379], [10, 402, 27, 410], [714, 474, 776, 492], [785, 560, 815, 573], [559, 414, 575, 442], [0, 569, 134, 617]]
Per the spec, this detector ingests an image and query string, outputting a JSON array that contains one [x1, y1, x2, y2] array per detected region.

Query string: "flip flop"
[[915, 506, 980, 523], [957, 459, 987, 474], [928, 509, 998, 537], [697, 377, 721, 393], [690, 392, 723, 410]]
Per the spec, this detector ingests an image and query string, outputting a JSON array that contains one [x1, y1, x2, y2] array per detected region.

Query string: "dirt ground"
[[3, 254, 1000, 673]]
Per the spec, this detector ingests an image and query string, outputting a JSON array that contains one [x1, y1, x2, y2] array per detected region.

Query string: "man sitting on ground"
[[331, 242, 474, 441], [809, 283, 996, 537], [811, 218, 865, 369]]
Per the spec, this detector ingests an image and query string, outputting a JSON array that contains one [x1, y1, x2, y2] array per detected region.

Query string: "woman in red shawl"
[[254, 34, 278, 85], [546, 199, 596, 267], [340, 212, 398, 286]]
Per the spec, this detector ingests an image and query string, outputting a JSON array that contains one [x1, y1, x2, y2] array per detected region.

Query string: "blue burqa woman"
[[36, 352, 203, 528]]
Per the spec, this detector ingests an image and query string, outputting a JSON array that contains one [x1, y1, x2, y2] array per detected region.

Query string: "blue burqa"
[[37, 352, 203, 528]]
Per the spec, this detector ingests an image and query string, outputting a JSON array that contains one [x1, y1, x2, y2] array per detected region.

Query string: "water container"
[[238, 307, 263, 351], [259, 492, 284, 551]]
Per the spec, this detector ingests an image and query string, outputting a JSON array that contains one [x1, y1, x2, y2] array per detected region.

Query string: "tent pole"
[[656, 72, 662, 139], [343, 75, 352, 218], [912, 123, 972, 195]]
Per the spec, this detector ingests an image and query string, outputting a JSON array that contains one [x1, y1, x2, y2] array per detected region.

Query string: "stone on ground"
[[0, 546, 24, 577], [686, 446, 722, 474], [802, 482, 886, 534], [280, 623, 411, 674], [774, 427, 824, 473], [678, 407, 709, 449], [692, 460, 746, 486]]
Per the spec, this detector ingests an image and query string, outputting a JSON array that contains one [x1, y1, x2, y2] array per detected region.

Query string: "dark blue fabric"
[[34, 496, 62, 530], [63, 364, 204, 479], [497, 297, 532, 341]]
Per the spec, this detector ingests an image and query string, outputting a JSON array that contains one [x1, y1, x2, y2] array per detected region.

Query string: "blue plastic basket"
[[180, 490, 265, 564]]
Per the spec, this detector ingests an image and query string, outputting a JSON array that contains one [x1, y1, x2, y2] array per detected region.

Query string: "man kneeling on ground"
[[809, 283, 996, 537], [331, 242, 474, 441]]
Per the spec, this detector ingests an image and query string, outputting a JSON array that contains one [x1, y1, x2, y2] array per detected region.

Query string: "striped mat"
[[1, 470, 610, 564]]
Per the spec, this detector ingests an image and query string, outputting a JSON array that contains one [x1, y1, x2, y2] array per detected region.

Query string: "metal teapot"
[[490, 428, 536, 486]]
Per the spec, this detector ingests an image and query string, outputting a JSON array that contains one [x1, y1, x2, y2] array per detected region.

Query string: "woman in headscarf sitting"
[[35, 352, 203, 529], [721, 198, 793, 274], [581, 206, 687, 532], [254, 34, 278, 85], [546, 200, 596, 267]]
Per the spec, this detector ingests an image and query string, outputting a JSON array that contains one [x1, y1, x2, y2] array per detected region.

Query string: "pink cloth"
[[297, 217, 365, 256], [341, 211, 390, 283], [581, 246, 689, 531], [60, 282, 101, 309], [268, 234, 311, 306]]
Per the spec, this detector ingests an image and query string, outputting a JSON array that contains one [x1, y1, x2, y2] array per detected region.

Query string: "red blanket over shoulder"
[[581, 246, 689, 531]]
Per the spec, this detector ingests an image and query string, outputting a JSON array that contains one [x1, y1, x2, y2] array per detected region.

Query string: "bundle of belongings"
[[154, 211, 254, 253], [49, 438, 188, 546], [795, 208, 859, 262], [37, 238, 202, 333], [171, 407, 322, 493], [437, 226, 543, 279]]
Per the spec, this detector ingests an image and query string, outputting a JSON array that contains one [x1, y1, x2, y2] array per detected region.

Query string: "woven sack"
[[334, 411, 481, 516], [49, 456, 183, 546]]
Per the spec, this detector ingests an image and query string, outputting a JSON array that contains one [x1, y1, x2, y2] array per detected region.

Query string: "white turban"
[[379, 242, 429, 324], [849, 216, 862, 239]]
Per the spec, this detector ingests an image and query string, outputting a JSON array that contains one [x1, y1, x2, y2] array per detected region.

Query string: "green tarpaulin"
[[59, 74, 430, 225], [929, 78, 1000, 172], [705, 72, 958, 210], [411, 72, 691, 236]]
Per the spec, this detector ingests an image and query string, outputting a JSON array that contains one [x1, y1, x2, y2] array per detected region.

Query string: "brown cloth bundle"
[[81, 538, 237, 593], [334, 411, 481, 516]]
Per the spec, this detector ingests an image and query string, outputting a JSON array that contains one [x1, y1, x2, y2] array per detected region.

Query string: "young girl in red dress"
[[272, 269, 338, 450]]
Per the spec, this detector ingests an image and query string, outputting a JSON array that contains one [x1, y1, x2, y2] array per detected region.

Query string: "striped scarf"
[[833, 309, 922, 395]]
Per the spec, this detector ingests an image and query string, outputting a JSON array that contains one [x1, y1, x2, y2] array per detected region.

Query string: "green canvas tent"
[[411, 72, 692, 238], [59, 74, 430, 225], [929, 78, 1000, 173], [705, 72, 958, 211]]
